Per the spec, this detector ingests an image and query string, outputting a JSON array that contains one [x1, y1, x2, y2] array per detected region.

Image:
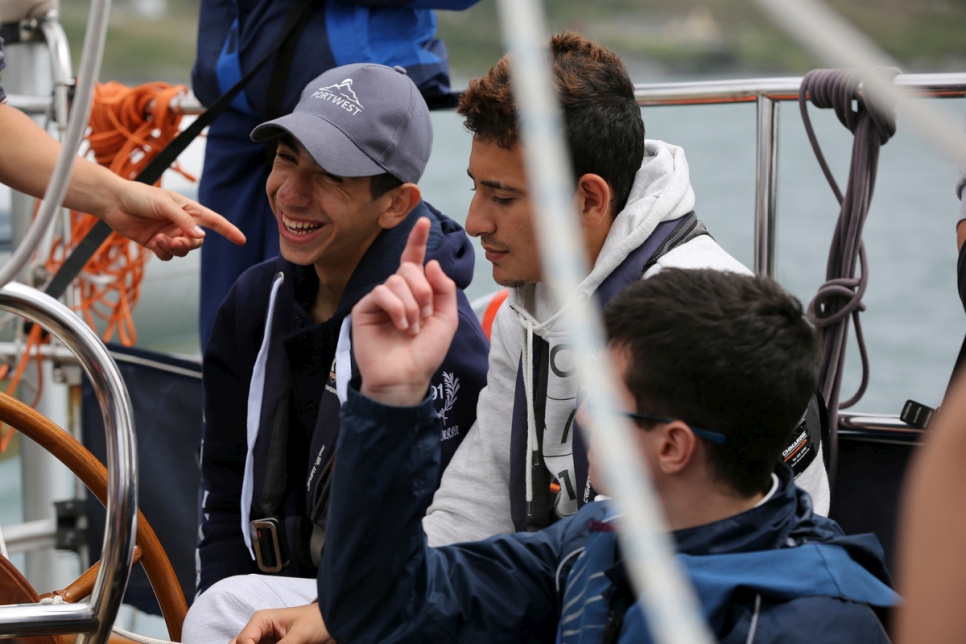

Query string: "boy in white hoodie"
[[422, 30, 831, 545]]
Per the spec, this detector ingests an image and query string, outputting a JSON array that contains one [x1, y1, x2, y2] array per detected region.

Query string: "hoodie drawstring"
[[513, 299, 586, 524], [334, 315, 352, 405], [523, 318, 536, 517]]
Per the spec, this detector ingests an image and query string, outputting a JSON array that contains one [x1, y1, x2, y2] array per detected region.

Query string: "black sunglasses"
[[587, 405, 727, 445]]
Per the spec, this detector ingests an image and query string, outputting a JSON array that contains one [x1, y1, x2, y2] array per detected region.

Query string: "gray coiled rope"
[[800, 67, 900, 485]]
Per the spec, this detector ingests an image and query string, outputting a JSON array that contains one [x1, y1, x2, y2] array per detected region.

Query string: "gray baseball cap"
[[251, 63, 432, 184]]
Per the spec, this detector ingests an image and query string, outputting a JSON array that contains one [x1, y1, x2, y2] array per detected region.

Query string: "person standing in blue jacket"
[[231, 237, 899, 643], [193, 0, 480, 348], [183, 63, 488, 642]]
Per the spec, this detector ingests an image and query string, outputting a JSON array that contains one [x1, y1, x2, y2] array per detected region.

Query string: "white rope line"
[[38, 596, 65, 605], [493, 1, 715, 642], [36, 598, 176, 644], [110, 625, 176, 644], [745, 593, 762, 644]]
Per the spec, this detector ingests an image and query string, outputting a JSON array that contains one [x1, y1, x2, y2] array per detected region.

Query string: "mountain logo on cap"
[[310, 79, 365, 115]]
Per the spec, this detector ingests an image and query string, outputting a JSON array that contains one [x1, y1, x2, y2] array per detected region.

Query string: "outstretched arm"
[[0, 101, 245, 260]]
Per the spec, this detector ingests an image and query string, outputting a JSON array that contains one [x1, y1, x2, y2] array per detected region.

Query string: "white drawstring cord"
[[511, 291, 589, 523], [523, 318, 536, 511]]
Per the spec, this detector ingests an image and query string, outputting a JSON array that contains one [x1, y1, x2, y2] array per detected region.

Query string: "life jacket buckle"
[[249, 517, 290, 573]]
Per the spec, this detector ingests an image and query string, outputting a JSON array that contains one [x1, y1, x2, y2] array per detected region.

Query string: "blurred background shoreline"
[[55, 0, 966, 87]]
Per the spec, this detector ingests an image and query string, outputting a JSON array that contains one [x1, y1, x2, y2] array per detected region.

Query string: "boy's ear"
[[378, 183, 421, 229], [656, 422, 699, 476]]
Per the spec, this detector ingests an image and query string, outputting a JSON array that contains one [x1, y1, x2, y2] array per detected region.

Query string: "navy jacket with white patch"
[[197, 202, 488, 593]]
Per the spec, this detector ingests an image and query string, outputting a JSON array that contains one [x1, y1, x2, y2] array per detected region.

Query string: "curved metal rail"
[[0, 282, 137, 644]]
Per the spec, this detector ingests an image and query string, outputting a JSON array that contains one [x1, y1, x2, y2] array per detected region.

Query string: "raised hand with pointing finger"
[[352, 217, 460, 408]]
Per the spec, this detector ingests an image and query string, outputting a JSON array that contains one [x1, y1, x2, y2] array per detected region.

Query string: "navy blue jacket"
[[318, 386, 899, 643], [198, 203, 489, 593]]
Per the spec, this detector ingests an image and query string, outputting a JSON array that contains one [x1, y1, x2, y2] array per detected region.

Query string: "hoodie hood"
[[507, 139, 695, 333], [674, 466, 890, 587]]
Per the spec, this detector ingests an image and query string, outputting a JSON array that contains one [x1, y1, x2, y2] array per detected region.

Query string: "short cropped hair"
[[369, 173, 403, 200], [603, 269, 820, 497], [458, 31, 645, 218]]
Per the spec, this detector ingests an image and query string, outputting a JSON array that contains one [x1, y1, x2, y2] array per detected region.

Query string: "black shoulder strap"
[[640, 211, 711, 275], [44, 0, 314, 299]]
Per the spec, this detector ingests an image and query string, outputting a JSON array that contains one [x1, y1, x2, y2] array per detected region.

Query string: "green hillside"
[[50, 0, 966, 86]]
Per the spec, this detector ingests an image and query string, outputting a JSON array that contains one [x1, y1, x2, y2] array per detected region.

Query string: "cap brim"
[[250, 112, 386, 178]]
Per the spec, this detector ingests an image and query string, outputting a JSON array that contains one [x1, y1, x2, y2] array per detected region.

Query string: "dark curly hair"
[[458, 31, 646, 218]]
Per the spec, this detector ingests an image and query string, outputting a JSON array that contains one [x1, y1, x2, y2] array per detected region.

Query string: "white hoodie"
[[423, 140, 829, 546]]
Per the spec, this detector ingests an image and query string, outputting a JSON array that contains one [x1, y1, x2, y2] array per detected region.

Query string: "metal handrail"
[[633, 73, 966, 105], [838, 411, 924, 446], [12, 70, 965, 278], [633, 72, 966, 277], [0, 282, 137, 643]]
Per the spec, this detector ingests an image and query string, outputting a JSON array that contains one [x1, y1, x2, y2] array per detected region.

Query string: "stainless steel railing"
[[0, 283, 137, 643], [633, 73, 966, 277], [12, 70, 966, 279]]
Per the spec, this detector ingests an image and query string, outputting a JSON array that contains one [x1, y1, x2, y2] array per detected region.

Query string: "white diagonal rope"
[[493, 1, 714, 642]]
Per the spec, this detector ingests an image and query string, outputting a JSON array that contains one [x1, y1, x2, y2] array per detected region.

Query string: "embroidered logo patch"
[[311, 79, 364, 115], [324, 357, 338, 396], [433, 372, 461, 440]]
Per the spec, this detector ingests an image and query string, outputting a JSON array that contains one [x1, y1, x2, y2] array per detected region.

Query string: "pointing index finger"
[[399, 217, 430, 268], [181, 198, 247, 246]]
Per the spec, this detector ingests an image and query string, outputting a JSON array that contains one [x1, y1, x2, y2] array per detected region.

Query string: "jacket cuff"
[[345, 376, 436, 424]]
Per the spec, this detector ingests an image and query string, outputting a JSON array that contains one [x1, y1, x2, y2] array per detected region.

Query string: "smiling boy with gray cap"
[[184, 63, 489, 643]]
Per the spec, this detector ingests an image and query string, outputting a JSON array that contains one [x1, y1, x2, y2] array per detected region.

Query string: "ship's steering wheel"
[[0, 282, 175, 644], [0, 390, 186, 642]]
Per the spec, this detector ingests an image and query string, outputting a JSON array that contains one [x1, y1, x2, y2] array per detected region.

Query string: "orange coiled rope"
[[0, 81, 195, 452]]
